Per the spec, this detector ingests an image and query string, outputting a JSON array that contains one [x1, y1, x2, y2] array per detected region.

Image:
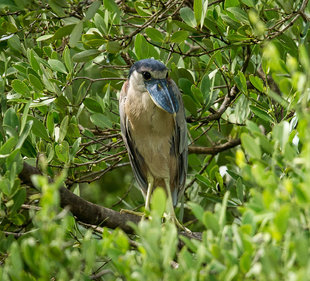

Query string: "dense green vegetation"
[[0, 0, 310, 280]]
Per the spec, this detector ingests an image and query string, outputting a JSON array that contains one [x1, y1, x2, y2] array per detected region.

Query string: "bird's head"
[[128, 59, 179, 114]]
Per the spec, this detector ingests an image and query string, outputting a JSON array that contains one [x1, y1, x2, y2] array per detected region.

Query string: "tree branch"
[[20, 162, 141, 234], [267, 0, 309, 40], [19, 162, 202, 240], [189, 138, 241, 154]]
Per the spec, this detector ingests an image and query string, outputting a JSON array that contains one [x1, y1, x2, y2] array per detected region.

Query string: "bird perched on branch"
[[119, 59, 188, 229]]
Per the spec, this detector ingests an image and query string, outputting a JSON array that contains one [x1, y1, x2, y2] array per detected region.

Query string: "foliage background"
[[0, 0, 310, 280]]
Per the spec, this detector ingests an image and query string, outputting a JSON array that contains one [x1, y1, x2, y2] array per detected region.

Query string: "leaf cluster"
[[0, 0, 310, 280]]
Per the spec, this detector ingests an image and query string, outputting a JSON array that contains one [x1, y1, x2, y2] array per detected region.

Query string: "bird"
[[119, 58, 188, 228]]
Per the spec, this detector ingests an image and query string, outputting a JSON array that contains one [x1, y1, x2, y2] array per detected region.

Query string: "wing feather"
[[119, 82, 148, 193], [169, 80, 188, 205]]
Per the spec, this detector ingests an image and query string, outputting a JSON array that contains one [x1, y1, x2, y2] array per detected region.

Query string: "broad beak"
[[145, 79, 179, 114]]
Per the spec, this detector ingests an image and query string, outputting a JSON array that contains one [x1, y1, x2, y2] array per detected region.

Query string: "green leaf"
[[11, 188, 26, 213], [145, 27, 164, 42], [219, 191, 229, 229], [200, 73, 211, 97], [194, 0, 203, 26], [103, 0, 120, 15], [274, 204, 290, 235], [69, 21, 83, 47], [249, 105, 273, 123], [162, 224, 177, 266], [30, 98, 56, 108], [55, 141, 70, 163], [170, 31, 189, 43], [16, 120, 33, 149], [191, 85, 203, 104], [27, 49, 40, 73], [203, 211, 220, 234], [273, 121, 290, 151], [188, 202, 204, 222], [180, 7, 197, 27], [240, 133, 261, 159], [249, 75, 264, 92], [84, 98, 103, 113], [194, 0, 208, 28], [178, 78, 192, 96], [85, 0, 101, 20], [215, 172, 223, 190], [234, 71, 247, 93], [227, 7, 249, 24], [134, 2, 151, 16], [46, 111, 55, 136], [36, 34, 54, 42], [63, 46, 73, 73], [0, 137, 17, 155], [240, 252, 251, 273], [21, 238, 37, 273], [6, 148, 22, 174], [59, 116, 69, 142], [246, 120, 261, 134], [11, 79, 31, 97], [241, 0, 255, 7], [299, 44, 310, 72], [53, 24, 75, 40], [151, 187, 166, 217], [72, 49, 100, 62], [183, 95, 198, 116], [20, 101, 31, 133], [135, 34, 150, 60], [8, 35, 22, 53], [28, 117, 49, 141], [90, 113, 112, 129], [0, 178, 11, 196], [71, 137, 81, 156], [48, 59, 67, 74], [3, 108, 19, 130], [0, 77, 4, 94], [236, 178, 244, 202], [46, 143, 55, 162], [28, 74, 44, 91], [106, 41, 121, 54], [49, 0, 67, 17], [266, 88, 288, 108]]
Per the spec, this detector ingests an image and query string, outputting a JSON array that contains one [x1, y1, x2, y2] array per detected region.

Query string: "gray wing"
[[119, 82, 148, 193], [169, 79, 188, 205]]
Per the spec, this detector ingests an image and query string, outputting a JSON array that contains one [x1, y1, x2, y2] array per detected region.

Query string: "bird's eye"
[[142, 71, 151, 80]]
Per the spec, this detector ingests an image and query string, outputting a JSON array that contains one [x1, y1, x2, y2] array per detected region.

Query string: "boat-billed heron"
[[119, 59, 188, 227]]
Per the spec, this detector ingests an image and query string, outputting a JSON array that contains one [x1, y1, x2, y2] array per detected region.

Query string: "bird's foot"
[[120, 209, 151, 222], [120, 209, 145, 217], [163, 213, 192, 234], [174, 218, 192, 234]]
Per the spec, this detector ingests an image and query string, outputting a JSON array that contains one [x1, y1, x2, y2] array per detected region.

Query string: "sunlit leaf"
[[240, 133, 261, 159], [48, 59, 67, 74], [249, 75, 264, 92], [69, 21, 83, 47], [11, 80, 31, 97], [72, 49, 100, 62], [170, 31, 189, 43], [145, 27, 164, 42], [90, 113, 112, 129], [180, 7, 197, 27]]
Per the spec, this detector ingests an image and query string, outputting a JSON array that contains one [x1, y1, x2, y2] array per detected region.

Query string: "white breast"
[[125, 90, 175, 179]]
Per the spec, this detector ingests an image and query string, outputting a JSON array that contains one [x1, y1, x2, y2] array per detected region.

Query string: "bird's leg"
[[120, 176, 154, 218], [145, 175, 154, 212], [164, 179, 191, 233]]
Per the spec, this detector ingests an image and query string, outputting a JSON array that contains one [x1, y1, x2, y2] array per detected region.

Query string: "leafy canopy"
[[0, 0, 310, 280]]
